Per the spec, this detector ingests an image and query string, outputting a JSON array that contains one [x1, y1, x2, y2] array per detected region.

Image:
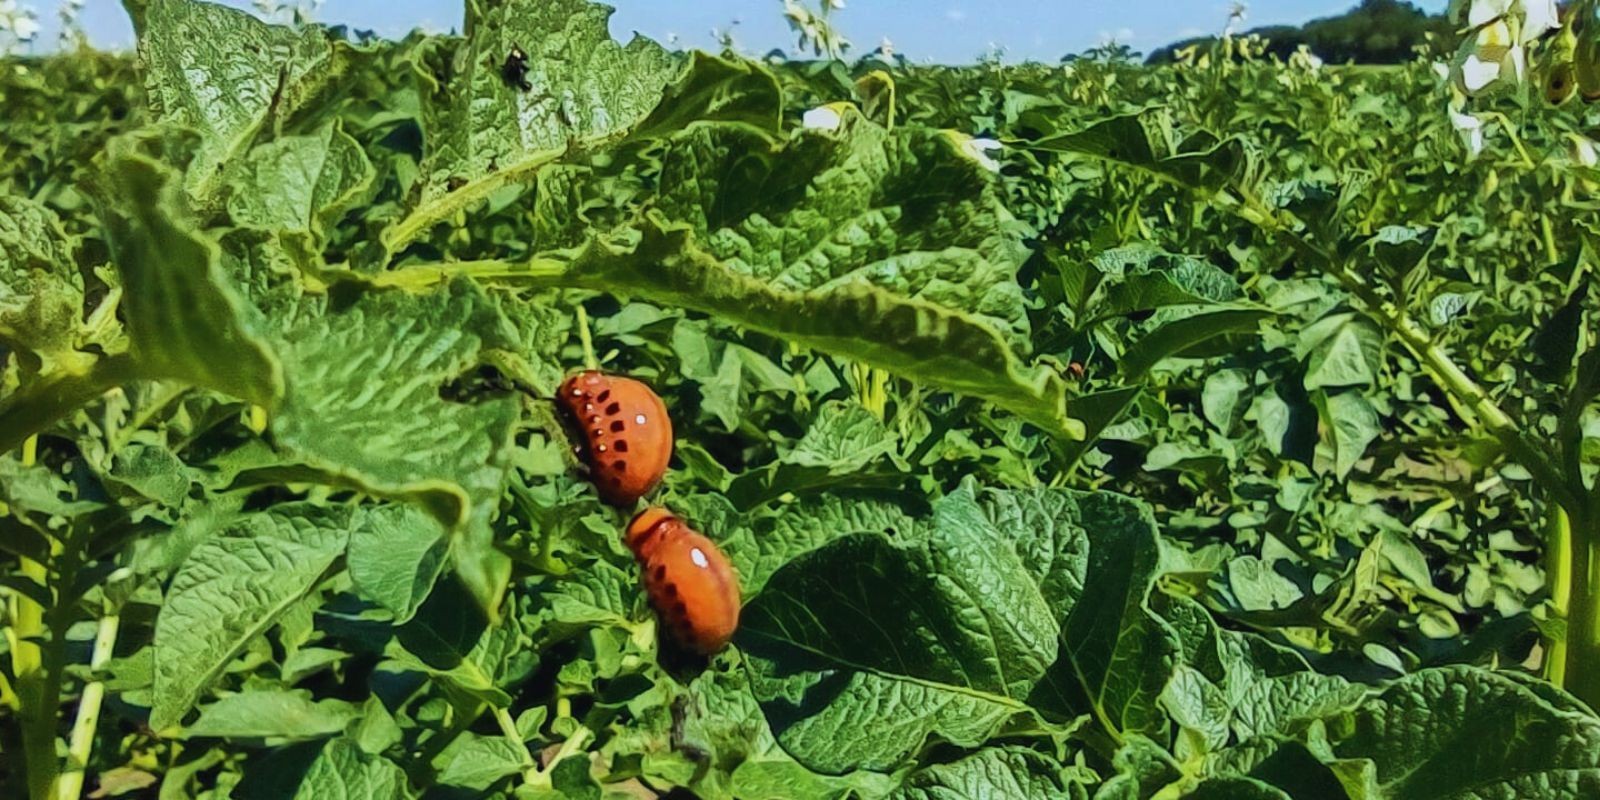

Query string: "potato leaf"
[[150, 503, 351, 730], [739, 484, 1096, 772], [135, 0, 348, 205]]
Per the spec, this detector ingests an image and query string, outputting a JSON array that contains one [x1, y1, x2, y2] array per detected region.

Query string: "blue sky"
[[47, 0, 1450, 63]]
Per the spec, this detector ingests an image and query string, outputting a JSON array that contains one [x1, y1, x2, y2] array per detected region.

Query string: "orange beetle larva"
[[626, 507, 741, 655], [556, 370, 673, 507]]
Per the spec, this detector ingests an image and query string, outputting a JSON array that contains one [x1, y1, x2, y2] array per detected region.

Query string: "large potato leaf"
[[422, 0, 674, 198], [1029, 494, 1179, 740], [345, 503, 450, 623], [408, 0, 676, 217], [134, 0, 348, 205], [1333, 667, 1600, 799], [647, 120, 1031, 346], [183, 689, 360, 741], [392, 48, 781, 252], [92, 154, 283, 407], [708, 492, 921, 595], [888, 747, 1085, 799], [1021, 110, 1252, 193], [738, 484, 1093, 772], [268, 280, 527, 611], [292, 738, 414, 800], [561, 136, 1079, 439], [150, 503, 352, 730]]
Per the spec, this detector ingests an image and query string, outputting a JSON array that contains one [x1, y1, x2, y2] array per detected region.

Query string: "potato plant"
[[2, 0, 1599, 798]]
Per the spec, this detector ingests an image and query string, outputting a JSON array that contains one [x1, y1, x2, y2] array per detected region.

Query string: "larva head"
[[627, 507, 741, 655], [625, 506, 675, 559], [556, 371, 673, 507]]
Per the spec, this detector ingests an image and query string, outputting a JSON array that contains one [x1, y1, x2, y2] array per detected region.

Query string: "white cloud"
[[1097, 27, 1134, 45]]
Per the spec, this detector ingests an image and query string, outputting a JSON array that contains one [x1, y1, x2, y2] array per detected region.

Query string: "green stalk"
[[575, 304, 599, 371], [380, 149, 567, 255], [1547, 507, 1572, 687], [1565, 509, 1600, 710], [9, 437, 58, 800], [357, 257, 570, 292], [54, 612, 119, 800], [12, 552, 56, 800], [521, 725, 593, 788], [493, 706, 535, 768]]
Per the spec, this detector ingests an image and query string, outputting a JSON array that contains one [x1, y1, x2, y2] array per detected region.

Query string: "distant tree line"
[[1145, 0, 1454, 65]]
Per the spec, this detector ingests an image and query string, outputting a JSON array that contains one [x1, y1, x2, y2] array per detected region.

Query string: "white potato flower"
[[1568, 134, 1598, 168], [1460, 54, 1502, 92], [0, 0, 40, 42], [1452, 0, 1556, 95], [943, 132, 1002, 172], [1450, 110, 1485, 157], [801, 103, 851, 131], [1519, 0, 1558, 42]]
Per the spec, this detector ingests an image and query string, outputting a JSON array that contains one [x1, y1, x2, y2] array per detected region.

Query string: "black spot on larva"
[[613, 440, 628, 453], [612, 460, 627, 472], [654, 565, 668, 582], [663, 582, 679, 598], [672, 600, 689, 618], [597, 389, 611, 403], [605, 402, 621, 415], [610, 420, 625, 433]]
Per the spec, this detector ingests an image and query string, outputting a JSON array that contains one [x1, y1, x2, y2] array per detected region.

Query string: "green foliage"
[[2, 0, 1599, 798], [1147, 0, 1453, 65]]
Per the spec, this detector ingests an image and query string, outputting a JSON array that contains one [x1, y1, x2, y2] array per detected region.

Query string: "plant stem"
[[522, 726, 593, 788], [12, 551, 56, 800], [493, 706, 535, 767], [381, 148, 567, 256], [1547, 506, 1573, 688], [1561, 498, 1600, 710], [55, 612, 119, 800], [359, 257, 571, 292], [575, 303, 598, 371], [9, 437, 57, 800]]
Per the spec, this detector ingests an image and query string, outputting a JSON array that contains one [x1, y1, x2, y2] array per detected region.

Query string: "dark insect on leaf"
[[502, 45, 532, 92], [668, 695, 710, 762], [438, 364, 531, 403]]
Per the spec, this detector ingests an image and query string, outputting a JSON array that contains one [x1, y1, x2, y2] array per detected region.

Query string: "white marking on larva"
[[635, 413, 647, 425], [690, 547, 709, 568]]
